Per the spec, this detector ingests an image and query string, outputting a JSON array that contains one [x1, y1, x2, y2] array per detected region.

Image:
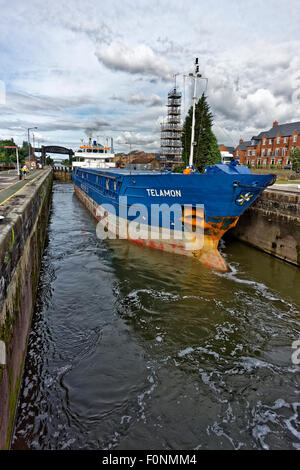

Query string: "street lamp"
[[27, 127, 37, 170]]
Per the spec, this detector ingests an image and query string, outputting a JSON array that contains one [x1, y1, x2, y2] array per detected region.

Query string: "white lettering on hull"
[[146, 188, 182, 197]]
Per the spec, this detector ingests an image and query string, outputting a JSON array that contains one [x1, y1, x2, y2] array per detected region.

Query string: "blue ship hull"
[[72, 161, 275, 271]]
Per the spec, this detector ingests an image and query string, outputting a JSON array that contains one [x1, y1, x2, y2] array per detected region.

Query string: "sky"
[[1, 0, 300, 154]]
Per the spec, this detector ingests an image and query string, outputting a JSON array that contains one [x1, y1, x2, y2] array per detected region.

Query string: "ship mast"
[[189, 58, 201, 168]]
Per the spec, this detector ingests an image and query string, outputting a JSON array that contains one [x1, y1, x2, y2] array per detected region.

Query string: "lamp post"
[[27, 127, 37, 170]]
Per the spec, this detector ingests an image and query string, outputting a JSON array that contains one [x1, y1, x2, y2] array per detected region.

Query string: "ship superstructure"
[[73, 137, 115, 169]]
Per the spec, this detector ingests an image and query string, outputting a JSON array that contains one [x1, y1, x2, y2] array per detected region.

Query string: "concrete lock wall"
[[53, 167, 72, 182], [230, 189, 300, 267], [0, 168, 53, 449]]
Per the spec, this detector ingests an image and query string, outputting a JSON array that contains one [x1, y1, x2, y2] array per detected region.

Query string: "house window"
[[263, 159, 267, 165], [284, 137, 287, 143], [267, 149, 271, 156], [293, 135, 297, 142], [248, 150, 251, 156], [263, 139, 266, 145], [252, 150, 256, 156], [269, 139, 272, 144], [275, 148, 279, 156], [282, 148, 286, 157], [276, 137, 280, 144], [257, 159, 261, 165], [271, 159, 275, 165], [262, 149, 265, 157], [236, 150, 239, 156]]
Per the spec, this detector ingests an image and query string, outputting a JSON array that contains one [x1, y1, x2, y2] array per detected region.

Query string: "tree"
[[46, 156, 53, 165], [19, 141, 29, 163], [0, 138, 15, 162], [181, 93, 221, 172], [290, 147, 300, 172]]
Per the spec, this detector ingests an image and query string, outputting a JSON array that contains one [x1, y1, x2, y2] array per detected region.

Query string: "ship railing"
[[160, 123, 182, 131], [167, 99, 181, 106], [168, 89, 182, 98]]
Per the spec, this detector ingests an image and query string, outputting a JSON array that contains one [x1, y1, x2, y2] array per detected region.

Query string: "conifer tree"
[[181, 93, 221, 172]]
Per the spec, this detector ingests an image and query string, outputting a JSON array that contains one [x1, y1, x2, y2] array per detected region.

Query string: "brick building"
[[234, 120, 300, 168], [219, 144, 234, 164]]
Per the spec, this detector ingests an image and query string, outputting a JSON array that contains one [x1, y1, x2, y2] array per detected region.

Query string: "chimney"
[[273, 120, 278, 127], [239, 138, 243, 144]]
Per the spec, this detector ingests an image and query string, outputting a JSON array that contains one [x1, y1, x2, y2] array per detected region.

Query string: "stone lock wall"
[[230, 189, 300, 267], [0, 169, 53, 449]]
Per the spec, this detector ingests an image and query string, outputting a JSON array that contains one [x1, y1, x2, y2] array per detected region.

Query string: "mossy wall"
[[0, 169, 53, 449], [229, 189, 300, 267]]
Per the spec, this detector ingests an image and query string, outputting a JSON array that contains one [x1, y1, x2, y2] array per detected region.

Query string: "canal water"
[[12, 182, 300, 450]]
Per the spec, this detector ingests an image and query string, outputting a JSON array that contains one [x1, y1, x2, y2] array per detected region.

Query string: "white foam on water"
[[137, 367, 158, 423], [207, 421, 244, 450], [178, 346, 194, 357], [252, 424, 271, 450], [128, 288, 180, 302], [216, 261, 298, 310], [120, 415, 132, 425]]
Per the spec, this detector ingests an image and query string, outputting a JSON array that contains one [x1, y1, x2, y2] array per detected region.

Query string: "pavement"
[[0, 170, 19, 191], [0, 170, 42, 206], [271, 183, 300, 193]]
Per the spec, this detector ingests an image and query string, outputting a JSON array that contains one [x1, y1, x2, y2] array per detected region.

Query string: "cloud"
[[60, 17, 113, 44], [115, 131, 159, 149], [0, 91, 97, 116], [2, 0, 300, 151], [148, 94, 164, 107], [0, 117, 110, 135], [95, 41, 173, 81], [110, 92, 163, 107], [110, 93, 147, 105]]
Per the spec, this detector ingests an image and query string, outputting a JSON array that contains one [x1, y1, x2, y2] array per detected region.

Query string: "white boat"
[[72, 137, 115, 169]]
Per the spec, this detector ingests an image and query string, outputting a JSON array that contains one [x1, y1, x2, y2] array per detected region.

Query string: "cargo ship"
[[72, 63, 275, 271], [72, 161, 275, 271]]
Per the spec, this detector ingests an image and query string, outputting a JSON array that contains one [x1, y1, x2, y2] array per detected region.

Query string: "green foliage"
[[0, 139, 28, 164], [0, 138, 15, 162], [172, 163, 186, 173], [46, 156, 53, 165], [19, 141, 29, 163], [290, 147, 300, 172], [181, 93, 221, 173], [61, 157, 74, 165]]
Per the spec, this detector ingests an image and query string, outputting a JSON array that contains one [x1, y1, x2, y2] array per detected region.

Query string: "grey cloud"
[[110, 94, 147, 105], [148, 94, 164, 107], [95, 42, 173, 81], [1, 91, 98, 116], [0, 117, 110, 134], [110, 93, 163, 107]]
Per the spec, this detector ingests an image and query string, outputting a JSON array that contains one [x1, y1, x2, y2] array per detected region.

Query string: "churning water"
[[12, 183, 300, 450]]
